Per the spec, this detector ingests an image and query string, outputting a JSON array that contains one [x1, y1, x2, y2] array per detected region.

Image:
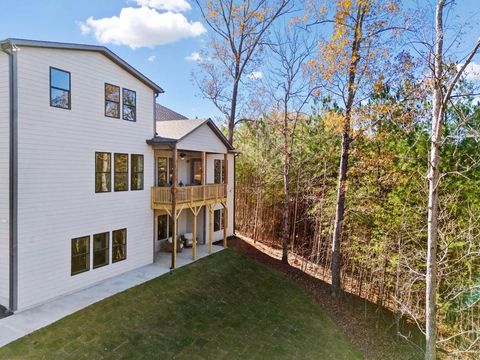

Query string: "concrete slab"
[[0, 244, 224, 348]]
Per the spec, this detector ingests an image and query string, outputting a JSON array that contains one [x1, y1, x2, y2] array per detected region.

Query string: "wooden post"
[[223, 206, 228, 248], [208, 204, 213, 254], [192, 208, 197, 260], [201, 151, 206, 201], [171, 146, 178, 269]]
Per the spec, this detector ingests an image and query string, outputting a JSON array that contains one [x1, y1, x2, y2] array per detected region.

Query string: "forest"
[[192, 0, 480, 358]]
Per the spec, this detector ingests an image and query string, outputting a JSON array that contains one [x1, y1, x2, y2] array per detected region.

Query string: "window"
[[214, 159, 225, 184], [95, 152, 111, 193], [93, 232, 109, 269], [105, 84, 120, 118], [122, 88, 136, 121], [50, 67, 71, 109], [158, 214, 168, 240], [71, 236, 89, 275], [214, 209, 224, 232], [157, 157, 168, 186], [131, 154, 144, 190], [112, 229, 127, 263], [114, 153, 128, 192]]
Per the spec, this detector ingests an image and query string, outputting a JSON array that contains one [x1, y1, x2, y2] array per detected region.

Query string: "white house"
[[0, 39, 235, 314]]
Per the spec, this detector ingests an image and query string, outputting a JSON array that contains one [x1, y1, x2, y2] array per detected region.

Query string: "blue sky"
[[0, 0, 479, 120]]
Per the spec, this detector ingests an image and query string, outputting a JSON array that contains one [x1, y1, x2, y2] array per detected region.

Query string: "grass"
[[0, 249, 361, 360]]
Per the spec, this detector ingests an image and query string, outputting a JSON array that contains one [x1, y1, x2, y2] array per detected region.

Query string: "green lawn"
[[0, 249, 361, 360]]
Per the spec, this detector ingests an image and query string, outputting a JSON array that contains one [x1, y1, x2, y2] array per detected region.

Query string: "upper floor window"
[[131, 154, 144, 190], [50, 67, 71, 109], [123, 89, 136, 121], [214, 159, 225, 184], [95, 152, 111, 193], [114, 153, 129, 192], [105, 84, 120, 118]]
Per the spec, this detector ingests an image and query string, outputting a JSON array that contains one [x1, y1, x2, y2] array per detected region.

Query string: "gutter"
[[1, 41, 18, 313]]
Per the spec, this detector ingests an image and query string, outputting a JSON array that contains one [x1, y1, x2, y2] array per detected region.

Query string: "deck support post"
[[223, 206, 228, 248], [208, 204, 213, 253], [171, 146, 178, 269], [192, 207, 198, 260], [201, 151, 206, 200]]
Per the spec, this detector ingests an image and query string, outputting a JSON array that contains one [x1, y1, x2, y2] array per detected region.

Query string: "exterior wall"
[[0, 51, 10, 307], [178, 124, 227, 153], [15, 47, 155, 310], [206, 153, 235, 242]]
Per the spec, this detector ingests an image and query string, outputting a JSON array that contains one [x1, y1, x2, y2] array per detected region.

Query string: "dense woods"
[[194, 0, 480, 358]]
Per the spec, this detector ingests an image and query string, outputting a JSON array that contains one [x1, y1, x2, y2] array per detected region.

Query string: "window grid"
[[114, 153, 129, 192], [50, 67, 71, 110], [95, 152, 111, 193], [131, 154, 144, 191], [93, 232, 110, 269], [112, 228, 127, 263], [71, 236, 90, 275], [105, 83, 120, 118]]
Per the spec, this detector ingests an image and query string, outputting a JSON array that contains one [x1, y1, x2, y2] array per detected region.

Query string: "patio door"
[[191, 159, 202, 185], [157, 157, 174, 186]]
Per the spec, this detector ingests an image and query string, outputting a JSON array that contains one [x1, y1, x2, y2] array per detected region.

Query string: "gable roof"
[[155, 104, 188, 121], [149, 118, 234, 151], [0, 38, 164, 94]]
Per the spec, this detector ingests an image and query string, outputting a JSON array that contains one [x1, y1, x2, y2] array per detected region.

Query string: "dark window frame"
[[112, 228, 127, 263], [214, 159, 225, 184], [95, 152, 112, 193], [214, 209, 224, 232], [71, 236, 90, 275], [104, 83, 120, 119], [131, 154, 144, 191], [114, 153, 129, 192], [50, 67, 71, 110], [122, 88, 136, 121], [93, 232, 110, 269]]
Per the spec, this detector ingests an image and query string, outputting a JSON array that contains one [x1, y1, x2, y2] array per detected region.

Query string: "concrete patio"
[[0, 244, 224, 348]]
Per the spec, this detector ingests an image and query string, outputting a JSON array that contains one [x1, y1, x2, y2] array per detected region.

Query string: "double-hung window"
[[114, 153, 129, 192], [95, 152, 111, 193], [71, 236, 90, 275], [112, 229, 127, 263], [50, 67, 71, 109], [122, 89, 136, 121], [214, 209, 224, 232], [105, 84, 120, 118], [93, 232, 109, 269], [131, 154, 144, 190], [214, 159, 225, 184]]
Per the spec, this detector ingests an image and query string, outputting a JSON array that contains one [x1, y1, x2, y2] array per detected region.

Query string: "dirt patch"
[[228, 236, 424, 360]]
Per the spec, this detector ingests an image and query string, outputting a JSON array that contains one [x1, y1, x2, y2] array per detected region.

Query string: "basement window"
[[50, 67, 71, 109], [93, 232, 109, 269], [71, 236, 90, 275], [112, 229, 127, 263], [214, 209, 224, 232]]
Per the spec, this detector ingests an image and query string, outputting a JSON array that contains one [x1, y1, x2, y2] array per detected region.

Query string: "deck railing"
[[151, 184, 227, 207]]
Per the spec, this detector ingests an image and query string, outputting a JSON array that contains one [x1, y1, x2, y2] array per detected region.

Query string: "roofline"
[[148, 118, 234, 151], [0, 38, 164, 94]]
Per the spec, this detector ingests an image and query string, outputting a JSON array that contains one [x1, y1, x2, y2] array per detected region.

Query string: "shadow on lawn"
[[227, 236, 425, 360]]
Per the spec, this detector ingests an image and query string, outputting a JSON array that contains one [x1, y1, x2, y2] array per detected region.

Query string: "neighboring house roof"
[[155, 104, 188, 121], [0, 38, 164, 94], [149, 118, 234, 151]]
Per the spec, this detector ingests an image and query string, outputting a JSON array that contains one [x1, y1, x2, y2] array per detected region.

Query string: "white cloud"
[[79, 6, 206, 49], [458, 62, 480, 81], [148, 55, 156, 62], [185, 52, 203, 61], [135, 0, 191, 12], [247, 71, 263, 80], [78, 22, 91, 35]]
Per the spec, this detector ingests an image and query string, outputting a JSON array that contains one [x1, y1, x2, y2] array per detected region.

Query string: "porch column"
[[208, 204, 213, 253], [223, 206, 228, 248], [224, 153, 228, 185], [171, 146, 178, 269], [192, 207, 198, 260]]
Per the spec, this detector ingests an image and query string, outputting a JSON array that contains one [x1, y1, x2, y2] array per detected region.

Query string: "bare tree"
[[264, 24, 317, 263], [424, 1, 480, 358], [194, 0, 294, 144]]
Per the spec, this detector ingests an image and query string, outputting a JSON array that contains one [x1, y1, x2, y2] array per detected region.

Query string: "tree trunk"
[[228, 71, 240, 144], [281, 135, 290, 263], [425, 2, 445, 359]]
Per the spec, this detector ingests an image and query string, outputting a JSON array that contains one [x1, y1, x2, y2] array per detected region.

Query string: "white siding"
[[206, 153, 234, 242], [178, 124, 227, 153], [0, 51, 9, 307], [15, 47, 156, 310]]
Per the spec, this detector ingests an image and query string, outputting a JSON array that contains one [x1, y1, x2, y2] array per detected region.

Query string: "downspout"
[[2, 41, 18, 313]]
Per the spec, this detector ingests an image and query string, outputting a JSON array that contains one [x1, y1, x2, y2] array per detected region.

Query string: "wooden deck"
[[151, 184, 227, 211]]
